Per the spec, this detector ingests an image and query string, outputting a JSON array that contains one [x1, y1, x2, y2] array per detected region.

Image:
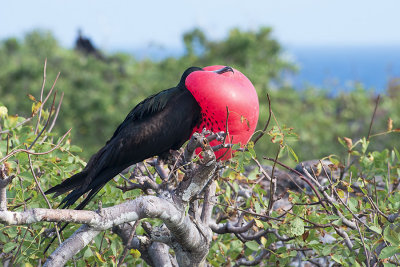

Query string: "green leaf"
[[322, 244, 333, 256], [331, 218, 343, 226], [331, 253, 343, 264], [3, 242, 17, 253], [287, 146, 298, 163], [111, 241, 117, 256], [31, 101, 42, 115], [369, 225, 382, 234], [69, 145, 82, 153], [289, 217, 304, 236], [328, 155, 340, 165], [379, 246, 400, 259], [254, 202, 261, 214], [232, 181, 239, 193], [361, 137, 369, 154], [245, 240, 259, 251], [231, 143, 241, 150], [337, 137, 345, 147], [394, 147, 400, 162], [84, 247, 93, 258], [247, 142, 256, 157], [384, 226, 400, 246], [336, 189, 345, 198], [288, 250, 297, 257], [348, 198, 358, 212]]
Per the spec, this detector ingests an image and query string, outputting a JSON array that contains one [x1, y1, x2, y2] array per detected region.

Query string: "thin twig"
[[0, 128, 71, 164], [211, 201, 284, 221], [263, 157, 327, 209], [355, 220, 370, 267], [28, 91, 57, 150], [284, 210, 332, 228], [10, 226, 29, 265], [253, 93, 272, 145], [27, 153, 62, 245], [98, 231, 107, 254], [215, 107, 232, 161], [251, 157, 271, 182], [367, 95, 380, 141], [41, 72, 60, 113], [267, 147, 280, 215], [35, 59, 47, 135], [0, 117, 33, 134], [142, 162, 154, 181], [117, 221, 140, 266], [222, 106, 230, 145], [27, 154, 52, 209], [40, 92, 64, 144]]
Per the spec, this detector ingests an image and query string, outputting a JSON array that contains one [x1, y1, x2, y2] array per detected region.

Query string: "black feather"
[[45, 66, 203, 210]]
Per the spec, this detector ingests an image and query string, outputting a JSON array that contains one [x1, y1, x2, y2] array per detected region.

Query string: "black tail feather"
[[45, 171, 87, 197]]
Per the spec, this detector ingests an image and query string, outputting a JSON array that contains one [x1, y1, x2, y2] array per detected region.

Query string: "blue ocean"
[[284, 46, 400, 93]]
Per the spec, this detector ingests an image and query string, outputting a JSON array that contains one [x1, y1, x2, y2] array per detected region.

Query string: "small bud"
[[343, 137, 353, 150], [27, 94, 37, 102], [388, 118, 393, 131]]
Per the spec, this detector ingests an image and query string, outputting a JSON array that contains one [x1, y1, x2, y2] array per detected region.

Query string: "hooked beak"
[[213, 66, 234, 75]]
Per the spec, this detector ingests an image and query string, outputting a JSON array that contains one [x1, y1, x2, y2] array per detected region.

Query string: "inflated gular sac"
[[186, 65, 259, 159]]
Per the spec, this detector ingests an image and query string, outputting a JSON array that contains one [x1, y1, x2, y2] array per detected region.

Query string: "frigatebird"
[[45, 66, 236, 209]]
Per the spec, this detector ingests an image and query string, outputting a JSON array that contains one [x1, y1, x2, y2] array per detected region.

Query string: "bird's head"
[[180, 66, 235, 85], [179, 67, 204, 85]]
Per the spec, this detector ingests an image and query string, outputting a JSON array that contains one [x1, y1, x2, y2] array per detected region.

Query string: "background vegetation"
[[0, 28, 398, 163]]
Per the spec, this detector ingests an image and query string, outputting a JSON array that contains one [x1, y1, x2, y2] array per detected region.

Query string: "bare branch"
[[235, 249, 268, 266], [116, 175, 159, 193], [210, 219, 254, 234], [201, 181, 216, 225], [154, 158, 168, 180], [0, 165, 15, 211], [334, 226, 353, 250], [44, 225, 100, 267], [0, 195, 211, 265], [240, 228, 294, 242], [176, 134, 217, 203]]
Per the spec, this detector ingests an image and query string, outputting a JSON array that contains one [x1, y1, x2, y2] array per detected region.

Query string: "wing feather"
[[107, 87, 177, 144]]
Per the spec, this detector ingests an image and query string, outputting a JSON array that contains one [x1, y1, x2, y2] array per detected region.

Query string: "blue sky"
[[1, 0, 400, 50]]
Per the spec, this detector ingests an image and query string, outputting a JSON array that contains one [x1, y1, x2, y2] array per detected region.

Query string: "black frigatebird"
[[45, 66, 238, 210]]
